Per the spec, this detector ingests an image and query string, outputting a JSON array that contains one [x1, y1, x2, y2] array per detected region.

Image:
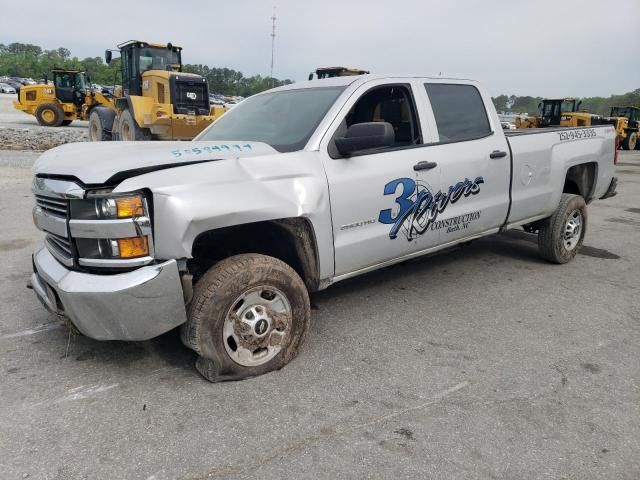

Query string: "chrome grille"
[[45, 232, 74, 266], [35, 195, 68, 218]]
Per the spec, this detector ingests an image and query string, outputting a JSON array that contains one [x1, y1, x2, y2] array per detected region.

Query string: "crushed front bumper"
[[31, 245, 187, 341]]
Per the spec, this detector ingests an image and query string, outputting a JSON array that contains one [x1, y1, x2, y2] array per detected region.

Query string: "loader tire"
[[622, 132, 637, 151], [88, 107, 115, 141], [181, 254, 310, 382], [118, 109, 152, 141], [35, 103, 64, 127], [538, 193, 587, 264]]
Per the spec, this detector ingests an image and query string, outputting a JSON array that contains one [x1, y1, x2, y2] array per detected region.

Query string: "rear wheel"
[[35, 103, 64, 127], [538, 193, 587, 264], [118, 109, 152, 141], [88, 107, 115, 141], [622, 132, 637, 150], [181, 254, 310, 382]]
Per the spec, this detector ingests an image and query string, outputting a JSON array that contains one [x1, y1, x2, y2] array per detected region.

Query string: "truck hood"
[[33, 141, 278, 185]]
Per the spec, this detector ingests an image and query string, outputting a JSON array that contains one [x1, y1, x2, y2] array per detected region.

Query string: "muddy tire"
[[181, 254, 310, 382], [118, 109, 152, 141], [538, 193, 587, 264], [35, 103, 64, 127], [88, 107, 115, 141]]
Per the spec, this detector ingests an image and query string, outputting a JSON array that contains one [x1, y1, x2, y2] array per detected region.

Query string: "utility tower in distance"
[[270, 8, 277, 88]]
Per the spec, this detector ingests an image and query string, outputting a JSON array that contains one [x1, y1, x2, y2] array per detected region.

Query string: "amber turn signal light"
[[115, 196, 145, 218], [117, 236, 149, 258]]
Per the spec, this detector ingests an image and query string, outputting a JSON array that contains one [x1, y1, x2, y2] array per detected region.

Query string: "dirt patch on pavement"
[[0, 126, 87, 151]]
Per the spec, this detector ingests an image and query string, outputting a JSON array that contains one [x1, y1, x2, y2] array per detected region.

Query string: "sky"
[[1, 0, 638, 98]]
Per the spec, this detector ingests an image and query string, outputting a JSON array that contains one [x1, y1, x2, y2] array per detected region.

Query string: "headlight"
[[72, 191, 154, 266], [96, 195, 145, 219]]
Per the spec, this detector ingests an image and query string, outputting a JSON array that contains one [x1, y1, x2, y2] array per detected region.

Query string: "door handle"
[[413, 161, 438, 171], [489, 150, 507, 159]]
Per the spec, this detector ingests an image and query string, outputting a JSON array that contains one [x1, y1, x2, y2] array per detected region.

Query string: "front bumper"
[[31, 245, 187, 341], [600, 176, 618, 199]]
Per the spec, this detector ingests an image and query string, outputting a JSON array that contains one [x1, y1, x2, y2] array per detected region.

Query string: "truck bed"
[[504, 124, 616, 227]]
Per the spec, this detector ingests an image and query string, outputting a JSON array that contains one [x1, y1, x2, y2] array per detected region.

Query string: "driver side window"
[[345, 85, 421, 147], [330, 84, 422, 158]]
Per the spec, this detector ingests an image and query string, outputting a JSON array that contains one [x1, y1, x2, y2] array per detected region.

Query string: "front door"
[[321, 81, 441, 276]]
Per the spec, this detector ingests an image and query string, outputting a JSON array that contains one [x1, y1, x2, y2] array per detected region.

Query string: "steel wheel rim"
[[42, 109, 55, 123], [563, 209, 583, 251], [222, 286, 291, 367]]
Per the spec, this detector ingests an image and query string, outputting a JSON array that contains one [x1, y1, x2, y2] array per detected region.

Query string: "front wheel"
[[538, 193, 587, 264], [181, 254, 310, 382], [88, 107, 115, 141], [117, 109, 152, 141]]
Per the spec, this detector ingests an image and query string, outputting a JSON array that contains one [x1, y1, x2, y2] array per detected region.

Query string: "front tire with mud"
[[538, 193, 587, 264], [181, 254, 310, 382]]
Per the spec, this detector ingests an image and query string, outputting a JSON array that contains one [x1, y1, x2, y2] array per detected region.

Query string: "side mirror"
[[308, 72, 314, 81], [105, 50, 112, 64], [334, 122, 395, 156]]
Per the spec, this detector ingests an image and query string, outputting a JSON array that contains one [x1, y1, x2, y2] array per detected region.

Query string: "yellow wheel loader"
[[89, 40, 224, 141], [607, 106, 640, 150], [13, 69, 112, 126], [516, 98, 605, 129]]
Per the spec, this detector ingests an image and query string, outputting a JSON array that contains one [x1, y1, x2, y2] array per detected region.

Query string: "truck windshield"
[[197, 87, 345, 152]]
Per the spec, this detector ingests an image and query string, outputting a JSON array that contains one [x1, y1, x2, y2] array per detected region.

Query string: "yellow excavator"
[[13, 69, 112, 126], [606, 106, 640, 150], [516, 98, 605, 129], [308, 66, 369, 80], [89, 40, 224, 141]]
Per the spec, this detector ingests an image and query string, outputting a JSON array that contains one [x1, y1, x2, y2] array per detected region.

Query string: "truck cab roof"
[[274, 73, 477, 92]]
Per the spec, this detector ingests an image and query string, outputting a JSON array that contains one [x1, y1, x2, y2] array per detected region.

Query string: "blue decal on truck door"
[[379, 176, 484, 240]]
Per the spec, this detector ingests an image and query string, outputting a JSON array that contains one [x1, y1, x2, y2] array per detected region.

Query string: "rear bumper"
[[31, 245, 187, 341], [600, 177, 618, 199]]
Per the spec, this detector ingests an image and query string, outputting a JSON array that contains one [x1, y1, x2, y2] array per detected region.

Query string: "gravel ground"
[[0, 150, 638, 479], [0, 93, 88, 150]]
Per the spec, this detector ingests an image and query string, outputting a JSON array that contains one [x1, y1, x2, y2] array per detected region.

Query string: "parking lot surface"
[[0, 150, 639, 479]]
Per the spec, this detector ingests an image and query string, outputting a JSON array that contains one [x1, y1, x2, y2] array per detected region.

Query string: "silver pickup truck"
[[30, 75, 618, 381]]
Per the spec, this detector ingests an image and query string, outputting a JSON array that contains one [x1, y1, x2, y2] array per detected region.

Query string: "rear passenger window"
[[424, 84, 491, 142]]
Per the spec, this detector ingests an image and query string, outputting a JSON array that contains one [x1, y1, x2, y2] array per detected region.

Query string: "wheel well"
[[564, 163, 597, 202], [188, 218, 320, 291]]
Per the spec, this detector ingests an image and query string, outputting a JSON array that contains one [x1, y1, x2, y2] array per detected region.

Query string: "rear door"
[[320, 79, 442, 277], [416, 82, 511, 243]]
